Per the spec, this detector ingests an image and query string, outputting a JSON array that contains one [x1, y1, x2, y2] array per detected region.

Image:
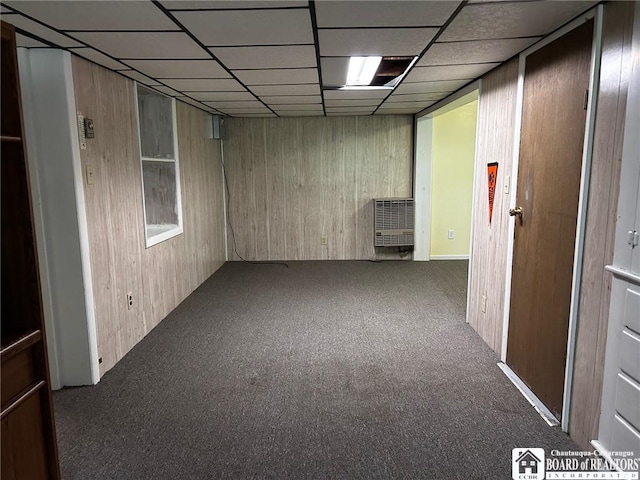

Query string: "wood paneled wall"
[[570, 1, 635, 450], [72, 57, 226, 376], [466, 2, 635, 449], [223, 116, 413, 261], [467, 59, 519, 354]]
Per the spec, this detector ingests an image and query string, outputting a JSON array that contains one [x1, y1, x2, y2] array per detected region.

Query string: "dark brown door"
[[506, 20, 593, 418]]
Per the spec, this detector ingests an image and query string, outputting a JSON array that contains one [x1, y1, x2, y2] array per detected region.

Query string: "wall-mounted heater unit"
[[374, 198, 414, 247]]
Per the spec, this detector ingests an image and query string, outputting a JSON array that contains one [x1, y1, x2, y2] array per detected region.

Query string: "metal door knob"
[[509, 206, 523, 218]]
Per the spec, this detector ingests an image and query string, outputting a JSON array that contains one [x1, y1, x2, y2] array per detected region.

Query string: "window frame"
[[134, 82, 184, 248]]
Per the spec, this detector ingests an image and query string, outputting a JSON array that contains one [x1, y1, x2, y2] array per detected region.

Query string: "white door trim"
[[499, 5, 603, 431], [562, 5, 604, 433], [413, 115, 433, 261], [413, 83, 481, 263], [413, 83, 480, 327]]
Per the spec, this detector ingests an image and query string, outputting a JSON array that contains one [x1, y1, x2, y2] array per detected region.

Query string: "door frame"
[[500, 5, 604, 431], [413, 82, 481, 261], [413, 83, 481, 325]]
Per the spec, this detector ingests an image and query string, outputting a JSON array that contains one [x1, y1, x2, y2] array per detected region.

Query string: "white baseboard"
[[591, 440, 624, 472], [429, 254, 470, 260]]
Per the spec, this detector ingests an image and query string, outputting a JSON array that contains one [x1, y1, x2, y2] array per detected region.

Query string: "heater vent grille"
[[374, 198, 414, 247]]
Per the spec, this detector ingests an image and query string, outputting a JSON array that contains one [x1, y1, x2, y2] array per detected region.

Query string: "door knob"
[[509, 206, 523, 218]]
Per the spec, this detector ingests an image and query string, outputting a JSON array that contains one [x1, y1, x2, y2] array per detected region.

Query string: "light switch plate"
[[86, 164, 95, 185]]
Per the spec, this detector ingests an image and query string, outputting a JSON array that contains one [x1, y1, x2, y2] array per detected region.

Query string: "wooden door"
[[506, 20, 594, 418]]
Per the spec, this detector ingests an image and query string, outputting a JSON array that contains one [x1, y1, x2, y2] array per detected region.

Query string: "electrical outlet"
[[448, 230, 455, 240], [481, 295, 487, 313], [321, 235, 328, 245], [127, 293, 133, 310]]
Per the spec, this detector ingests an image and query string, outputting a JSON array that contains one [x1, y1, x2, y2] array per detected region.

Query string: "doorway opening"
[[414, 88, 479, 322]]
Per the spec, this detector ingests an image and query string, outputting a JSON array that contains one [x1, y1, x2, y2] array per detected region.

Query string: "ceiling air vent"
[[374, 198, 414, 247]]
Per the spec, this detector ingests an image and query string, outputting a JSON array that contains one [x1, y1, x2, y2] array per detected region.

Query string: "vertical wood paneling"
[[223, 116, 412, 261], [570, 1, 635, 450], [468, 59, 519, 355], [72, 57, 225, 376]]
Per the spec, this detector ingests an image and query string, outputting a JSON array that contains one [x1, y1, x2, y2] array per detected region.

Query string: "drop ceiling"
[[1, 0, 596, 117]]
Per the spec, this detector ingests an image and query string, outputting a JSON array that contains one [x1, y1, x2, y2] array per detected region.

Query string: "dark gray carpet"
[[54, 261, 579, 479]]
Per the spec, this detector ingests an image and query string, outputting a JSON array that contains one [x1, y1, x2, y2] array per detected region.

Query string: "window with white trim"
[[135, 84, 183, 247]]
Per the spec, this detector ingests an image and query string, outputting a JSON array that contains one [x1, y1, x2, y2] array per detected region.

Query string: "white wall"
[[18, 49, 99, 388]]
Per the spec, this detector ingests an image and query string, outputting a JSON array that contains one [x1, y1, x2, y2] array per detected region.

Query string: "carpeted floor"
[[54, 260, 579, 479]]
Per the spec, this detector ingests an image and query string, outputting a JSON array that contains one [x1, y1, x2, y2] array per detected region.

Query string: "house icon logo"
[[512, 448, 545, 480]]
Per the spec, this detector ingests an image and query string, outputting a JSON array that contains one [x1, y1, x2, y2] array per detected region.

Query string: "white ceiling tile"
[[395, 79, 469, 94], [222, 108, 273, 114], [250, 84, 320, 96], [271, 104, 323, 111], [315, 1, 459, 27], [320, 57, 349, 87], [326, 112, 370, 116], [404, 63, 497, 83], [72, 32, 208, 59], [189, 91, 257, 101], [3, 13, 82, 47], [15, 33, 49, 48], [325, 106, 375, 113], [325, 98, 381, 107], [376, 106, 421, 114], [379, 100, 433, 109], [277, 111, 324, 117], [393, 83, 455, 95], [120, 70, 161, 86], [162, 1, 308, 9], [176, 96, 218, 111], [323, 89, 390, 100], [439, 1, 596, 42], [234, 68, 318, 85], [231, 113, 278, 118], [149, 85, 181, 97], [386, 92, 448, 103], [71, 48, 128, 71], [161, 78, 246, 91], [175, 9, 313, 46], [211, 45, 317, 69], [203, 100, 265, 109], [3, 1, 177, 30], [318, 28, 437, 56], [418, 38, 537, 66], [124, 60, 230, 79], [261, 95, 322, 104]]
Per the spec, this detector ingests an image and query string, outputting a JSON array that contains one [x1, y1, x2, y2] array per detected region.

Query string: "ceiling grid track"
[[150, 0, 279, 117], [371, 1, 468, 115], [1, 0, 599, 117], [2, 4, 226, 117], [308, 0, 326, 116]]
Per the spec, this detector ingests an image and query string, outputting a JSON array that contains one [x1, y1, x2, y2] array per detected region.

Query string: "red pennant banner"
[[487, 162, 498, 224]]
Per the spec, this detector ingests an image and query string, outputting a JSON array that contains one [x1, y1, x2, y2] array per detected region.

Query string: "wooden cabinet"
[[1, 20, 60, 479]]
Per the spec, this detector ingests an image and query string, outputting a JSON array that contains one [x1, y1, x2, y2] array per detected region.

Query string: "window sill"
[[145, 224, 183, 248]]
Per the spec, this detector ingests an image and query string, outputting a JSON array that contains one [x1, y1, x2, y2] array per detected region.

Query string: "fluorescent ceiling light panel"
[[346, 56, 381, 86], [339, 86, 392, 91]]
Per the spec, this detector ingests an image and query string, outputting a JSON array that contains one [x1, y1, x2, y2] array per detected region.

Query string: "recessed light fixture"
[[346, 56, 382, 86]]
